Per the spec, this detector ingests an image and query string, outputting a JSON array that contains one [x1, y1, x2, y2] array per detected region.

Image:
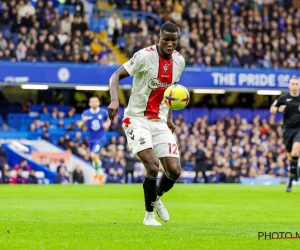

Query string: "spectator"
[[56, 159, 67, 174], [74, 0, 84, 17], [27, 170, 38, 184], [55, 167, 69, 184], [192, 143, 207, 183], [0, 141, 7, 184], [14, 159, 31, 171], [107, 13, 122, 46], [42, 132, 53, 143], [73, 165, 84, 184], [12, 168, 27, 184]]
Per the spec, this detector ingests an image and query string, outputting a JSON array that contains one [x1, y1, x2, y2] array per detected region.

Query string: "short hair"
[[160, 22, 178, 34], [290, 76, 299, 80], [90, 96, 99, 100]]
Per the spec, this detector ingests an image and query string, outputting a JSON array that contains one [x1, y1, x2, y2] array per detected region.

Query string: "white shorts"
[[122, 116, 179, 159]]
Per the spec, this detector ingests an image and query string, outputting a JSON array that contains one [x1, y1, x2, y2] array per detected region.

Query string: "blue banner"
[[0, 62, 299, 90]]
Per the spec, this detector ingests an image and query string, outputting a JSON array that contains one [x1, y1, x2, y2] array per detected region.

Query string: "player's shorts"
[[89, 137, 107, 154], [283, 128, 300, 152], [122, 116, 179, 158]]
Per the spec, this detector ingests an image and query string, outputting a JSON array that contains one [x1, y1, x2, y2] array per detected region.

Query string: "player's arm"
[[109, 51, 142, 120], [108, 66, 130, 120], [103, 118, 111, 131], [78, 114, 89, 129], [167, 109, 176, 133], [270, 95, 286, 114]]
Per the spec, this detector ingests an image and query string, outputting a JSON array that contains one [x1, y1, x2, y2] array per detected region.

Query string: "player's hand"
[[278, 105, 286, 112], [167, 119, 176, 133], [108, 100, 119, 120], [82, 116, 89, 122]]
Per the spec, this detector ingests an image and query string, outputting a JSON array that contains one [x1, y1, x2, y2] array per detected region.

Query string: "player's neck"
[[157, 45, 172, 60], [290, 92, 299, 97], [91, 107, 99, 113]]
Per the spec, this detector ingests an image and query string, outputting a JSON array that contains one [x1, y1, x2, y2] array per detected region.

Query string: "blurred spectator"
[[42, 132, 53, 143], [27, 170, 38, 184], [73, 165, 84, 184], [74, 0, 84, 17], [108, 13, 122, 46], [0, 140, 7, 184], [124, 146, 137, 183], [55, 167, 69, 184], [14, 159, 31, 171], [12, 168, 27, 184], [56, 159, 67, 173], [192, 143, 207, 183]]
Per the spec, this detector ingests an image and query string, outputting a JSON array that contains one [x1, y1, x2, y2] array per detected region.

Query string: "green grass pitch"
[[1, 184, 300, 250]]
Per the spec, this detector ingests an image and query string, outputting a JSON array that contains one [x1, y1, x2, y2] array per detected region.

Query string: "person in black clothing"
[[124, 146, 137, 183], [27, 170, 38, 184], [192, 143, 207, 183], [0, 141, 7, 184], [56, 159, 67, 173], [73, 165, 84, 184], [270, 76, 300, 192]]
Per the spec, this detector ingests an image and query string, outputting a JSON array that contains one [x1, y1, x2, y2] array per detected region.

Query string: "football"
[[163, 84, 190, 110]]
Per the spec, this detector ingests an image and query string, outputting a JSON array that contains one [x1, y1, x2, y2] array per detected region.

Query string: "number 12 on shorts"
[[168, 143, 178, 155]]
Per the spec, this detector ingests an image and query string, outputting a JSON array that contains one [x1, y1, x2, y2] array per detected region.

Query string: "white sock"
[[146, 211, 154, 217]]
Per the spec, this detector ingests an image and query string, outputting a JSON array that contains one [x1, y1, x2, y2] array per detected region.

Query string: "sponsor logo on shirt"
[[148, 77, 169, 89]]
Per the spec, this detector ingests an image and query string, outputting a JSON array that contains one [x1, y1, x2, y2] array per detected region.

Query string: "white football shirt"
[[123, 45, 185, 122]]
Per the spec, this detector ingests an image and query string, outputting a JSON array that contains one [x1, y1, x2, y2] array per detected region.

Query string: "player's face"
[[89, 98, 100, 109], [158, 31, 178, 58], [289, 79, 300, 94]]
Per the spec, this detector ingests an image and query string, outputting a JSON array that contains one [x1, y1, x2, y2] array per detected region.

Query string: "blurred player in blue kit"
[[79, 97, 111, 184]]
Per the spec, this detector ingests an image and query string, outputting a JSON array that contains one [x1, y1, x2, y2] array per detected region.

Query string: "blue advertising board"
[[0, 62, 299, 90]]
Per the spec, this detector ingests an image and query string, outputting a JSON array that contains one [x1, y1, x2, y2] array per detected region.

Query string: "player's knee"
[[143, 159, 159, 177], [291, 142, 300, 156], [168, 167, 181, 180]]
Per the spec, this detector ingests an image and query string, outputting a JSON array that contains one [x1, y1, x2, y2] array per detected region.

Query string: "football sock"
[[290, 157, 298, 178], [157, 173, 177, 198], [93, 159, 103, 175], [143, 174, 158, 212]]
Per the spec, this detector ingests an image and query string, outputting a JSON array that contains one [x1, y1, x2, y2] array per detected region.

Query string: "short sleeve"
[[81, 110, 87, 118], [176, 57, 185, 83], [123, 52, 142, 76], [272, 94, 285, 107], [102, 109, 109, 120]]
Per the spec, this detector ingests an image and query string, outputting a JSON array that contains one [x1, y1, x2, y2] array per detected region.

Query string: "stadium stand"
[[1, 0, 299, 68], [0, 103, 288, 184], [0, 0, 119, 64], [0, 0, 297, 184], [111, 0, 300, 69]]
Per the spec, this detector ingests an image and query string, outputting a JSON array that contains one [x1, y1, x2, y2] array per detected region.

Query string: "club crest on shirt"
[[98, 114, 103, 119], [163, 64, 169, 72], [148, 77, 169, 89]]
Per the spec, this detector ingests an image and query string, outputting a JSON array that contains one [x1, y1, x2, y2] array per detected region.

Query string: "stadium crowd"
[[6, 104, 287, 184], [0, 0, 118, 65], [111, 0, 300, 69], [0, 0, 299, 68]]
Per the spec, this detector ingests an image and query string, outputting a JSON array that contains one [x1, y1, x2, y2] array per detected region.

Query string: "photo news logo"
[[258, 232, 300, 240]]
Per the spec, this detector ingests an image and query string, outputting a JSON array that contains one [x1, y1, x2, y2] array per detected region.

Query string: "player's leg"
[[122, 117, 161, 226], [90, 143, 105, 184], [291, 132, 300, 181], [137, 149, 162, 226], [283, 130, 294, 192], [152, 123, 181, 222]]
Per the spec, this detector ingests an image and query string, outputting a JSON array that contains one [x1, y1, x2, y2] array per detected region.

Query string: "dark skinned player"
[[108, 23, 185, 226]]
